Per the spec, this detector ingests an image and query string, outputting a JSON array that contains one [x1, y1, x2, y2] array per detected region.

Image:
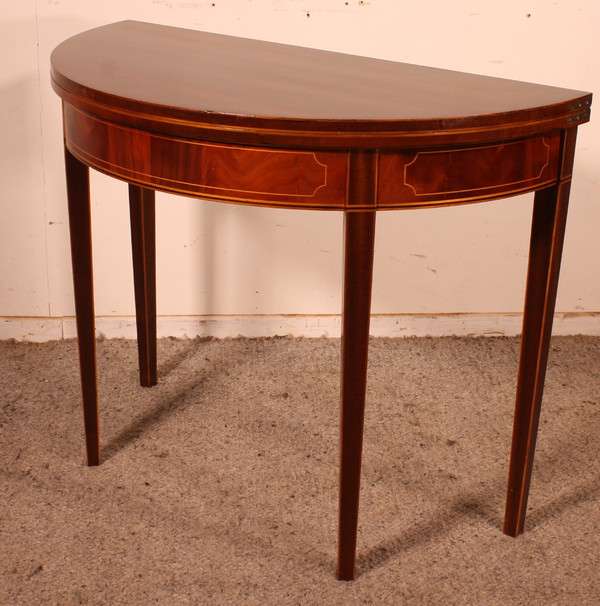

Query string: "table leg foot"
[[338, 210, 376, 580], [65, 146, 100, 466], [503, 181, 571, 536], [129, 185, 157, 387]]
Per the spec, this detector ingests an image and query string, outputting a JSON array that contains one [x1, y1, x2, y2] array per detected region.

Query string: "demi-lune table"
[[51, 21, 592, 580]]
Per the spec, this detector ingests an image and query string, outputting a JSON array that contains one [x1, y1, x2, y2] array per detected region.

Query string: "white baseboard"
[[2, 312, 600, 342]]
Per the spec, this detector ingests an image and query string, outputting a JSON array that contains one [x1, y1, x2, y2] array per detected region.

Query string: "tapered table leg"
[[65, 146, 100, 466], [503, 180, 571, 536], [129, 185, 157, 387], [338, 210, 376, 581]]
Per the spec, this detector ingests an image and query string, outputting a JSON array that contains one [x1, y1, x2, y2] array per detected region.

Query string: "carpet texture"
[[1, 336, 599, 605]]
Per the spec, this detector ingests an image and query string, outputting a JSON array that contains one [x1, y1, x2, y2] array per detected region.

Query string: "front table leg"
[[129, 185, 157, 387], [504, 180, 571, 536], [338, 210, 376, 580], [65, 146, 100, 466]]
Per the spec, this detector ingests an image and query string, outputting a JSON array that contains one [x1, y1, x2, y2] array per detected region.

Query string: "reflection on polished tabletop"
[[50, 21, 592, 580]]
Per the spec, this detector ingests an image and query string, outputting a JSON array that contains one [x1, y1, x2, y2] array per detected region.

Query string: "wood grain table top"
[[51, 20, 592, 148]]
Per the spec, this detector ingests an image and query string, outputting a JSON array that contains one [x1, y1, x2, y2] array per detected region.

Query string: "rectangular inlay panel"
[[378, 133, 561, 207], [64, 105, 348, 209]]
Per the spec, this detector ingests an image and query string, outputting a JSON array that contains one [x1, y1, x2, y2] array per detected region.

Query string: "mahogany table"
[[51, 21, 592, 580]]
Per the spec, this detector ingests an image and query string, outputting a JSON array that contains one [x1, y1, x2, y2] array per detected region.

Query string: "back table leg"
[[65, 146, 100, 466], [129, 185, 157, 387]]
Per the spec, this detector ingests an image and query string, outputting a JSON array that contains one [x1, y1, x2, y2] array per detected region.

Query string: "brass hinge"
[[567, 108, 591, 125], [570, 98, 591, 111]]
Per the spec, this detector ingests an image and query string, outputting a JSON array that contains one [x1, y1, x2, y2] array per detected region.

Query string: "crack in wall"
[[34, 0, 52, 317]]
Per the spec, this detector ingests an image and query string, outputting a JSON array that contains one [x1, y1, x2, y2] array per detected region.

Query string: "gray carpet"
[[1, 336, 599, 605]]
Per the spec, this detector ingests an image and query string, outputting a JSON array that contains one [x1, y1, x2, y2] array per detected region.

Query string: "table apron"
[[64, 104, 562, 210]]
